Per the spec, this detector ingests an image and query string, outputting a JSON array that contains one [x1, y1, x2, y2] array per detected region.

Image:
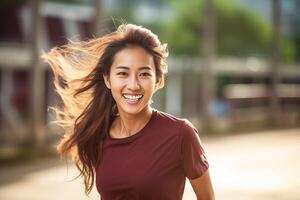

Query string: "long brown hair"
[[42, 24, 168, 195]]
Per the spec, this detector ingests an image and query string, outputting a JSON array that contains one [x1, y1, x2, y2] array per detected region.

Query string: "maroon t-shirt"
[[96, 109, 209, 200]]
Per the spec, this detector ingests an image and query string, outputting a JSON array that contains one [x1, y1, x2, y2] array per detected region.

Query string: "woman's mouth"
[[123, 94, 143, 104]]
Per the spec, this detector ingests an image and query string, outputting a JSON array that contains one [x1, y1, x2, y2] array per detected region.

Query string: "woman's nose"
[[127, 75, 140, 90]]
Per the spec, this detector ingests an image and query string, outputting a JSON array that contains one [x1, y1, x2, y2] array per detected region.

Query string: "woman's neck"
[[112, 106, 153, 138]]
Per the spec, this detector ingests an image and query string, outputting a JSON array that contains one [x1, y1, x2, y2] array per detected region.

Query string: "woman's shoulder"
[[154, 109, 184, 123], [154, 109, 197, 132]]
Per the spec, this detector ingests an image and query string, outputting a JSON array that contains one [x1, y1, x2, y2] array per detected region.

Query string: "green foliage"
[[293, 34, 300, 62], [216, 0, 272, 57], [281, 36, 296, 63], [160, 0, 203, 56], [161, 0, 295, 61]]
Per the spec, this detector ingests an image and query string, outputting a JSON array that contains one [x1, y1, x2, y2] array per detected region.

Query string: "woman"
[[43, 24, 214, 200]]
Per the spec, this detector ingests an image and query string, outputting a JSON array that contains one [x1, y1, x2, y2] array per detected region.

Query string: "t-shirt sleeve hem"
[[187, 163, 209, 180]]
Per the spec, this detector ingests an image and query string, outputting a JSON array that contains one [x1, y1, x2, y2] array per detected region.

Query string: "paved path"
[[0, 128, 299, 200]]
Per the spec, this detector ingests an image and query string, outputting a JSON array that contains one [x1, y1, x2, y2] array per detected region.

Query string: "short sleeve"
[[180, 120, 209, 179]]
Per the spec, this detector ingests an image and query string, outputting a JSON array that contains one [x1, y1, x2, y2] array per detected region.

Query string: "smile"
[[123, 94, 143, 100]]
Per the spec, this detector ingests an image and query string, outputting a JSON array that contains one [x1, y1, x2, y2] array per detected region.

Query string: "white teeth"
[[123, 94, 143, 100]]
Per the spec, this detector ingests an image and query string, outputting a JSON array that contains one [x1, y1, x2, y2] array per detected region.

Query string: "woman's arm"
[[189, 169, 215, 200]]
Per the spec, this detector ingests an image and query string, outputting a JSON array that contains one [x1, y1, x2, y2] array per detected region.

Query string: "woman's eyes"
[[140, 72, 151, 77], [116, 72, 128, 76], [116, 72, 152, 77]]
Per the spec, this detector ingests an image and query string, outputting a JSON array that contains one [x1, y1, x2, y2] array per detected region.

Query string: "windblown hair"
[[42, 24, 168, 195]]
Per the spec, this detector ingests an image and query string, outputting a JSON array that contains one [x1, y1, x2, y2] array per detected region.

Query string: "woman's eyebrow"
[[115, 66, 129, 70], [139, 66, 152, 71], [115, 66, 153, 70]]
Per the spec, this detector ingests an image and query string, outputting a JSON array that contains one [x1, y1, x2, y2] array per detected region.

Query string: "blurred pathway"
[[0, 128, 299, 200]]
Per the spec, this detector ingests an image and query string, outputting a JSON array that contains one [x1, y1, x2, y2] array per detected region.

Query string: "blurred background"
[[0, 0, 299, 199]]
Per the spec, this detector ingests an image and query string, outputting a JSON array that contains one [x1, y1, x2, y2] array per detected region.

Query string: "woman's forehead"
[[111, 46, 155, 71]]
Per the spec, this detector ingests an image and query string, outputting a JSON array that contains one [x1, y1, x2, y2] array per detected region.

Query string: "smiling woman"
[[42, 24, 214, 200], [103, 45, 157, 121]]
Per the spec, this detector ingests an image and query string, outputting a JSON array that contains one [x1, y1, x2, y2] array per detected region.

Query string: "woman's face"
[[103, 45, 158, 116]]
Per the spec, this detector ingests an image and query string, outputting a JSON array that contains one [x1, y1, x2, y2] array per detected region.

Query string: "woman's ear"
[[155, 78, 162, 90], [154, 82, 159, 91], [103, 75, 111, 89]]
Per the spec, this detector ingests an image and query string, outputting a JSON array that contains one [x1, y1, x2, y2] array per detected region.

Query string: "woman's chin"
[[117, 102, 150, 116]]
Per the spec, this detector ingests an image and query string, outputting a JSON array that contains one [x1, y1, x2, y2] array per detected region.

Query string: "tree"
[[161, 0, 295, 61]]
